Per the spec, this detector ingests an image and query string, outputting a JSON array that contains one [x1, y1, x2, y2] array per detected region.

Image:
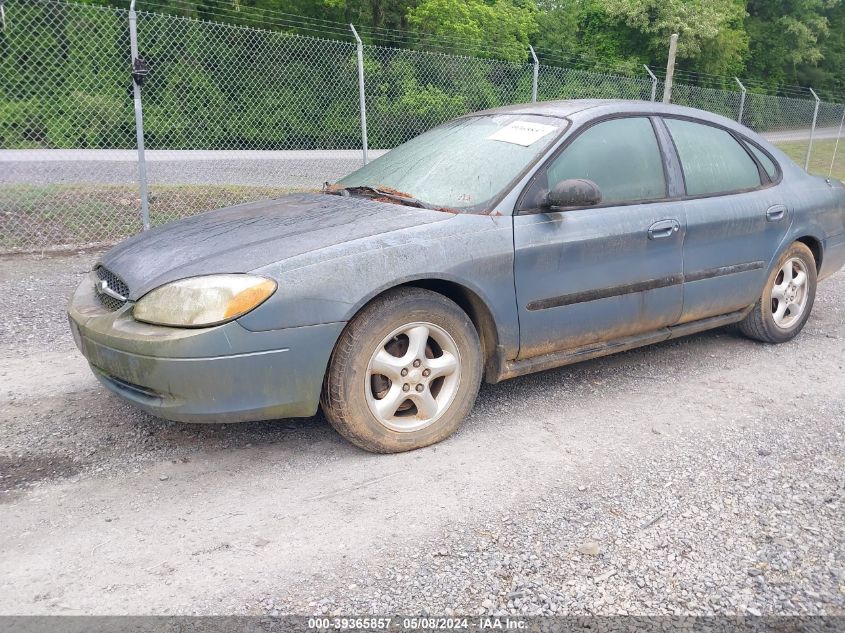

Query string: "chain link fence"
[[0, 1, 139, 249], [537, 66, 654, 103], [135, 9, 364, 228], [2, 0, 845, 253], [364, 46, 534, 149]]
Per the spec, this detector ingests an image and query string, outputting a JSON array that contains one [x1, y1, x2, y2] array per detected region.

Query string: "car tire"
[[321, 287, 483, 453], [739, 242, 817, 344]]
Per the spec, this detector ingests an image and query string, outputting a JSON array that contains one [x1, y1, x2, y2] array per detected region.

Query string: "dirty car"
[[68, 100, 845, 453]]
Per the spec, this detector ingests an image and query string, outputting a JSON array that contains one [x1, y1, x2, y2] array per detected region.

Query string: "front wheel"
[[321, 287, 483, 453], [739, 242, 817, 344]]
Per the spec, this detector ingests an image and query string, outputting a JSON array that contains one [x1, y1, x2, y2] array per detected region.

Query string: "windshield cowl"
[[323, 183, 426, 207]]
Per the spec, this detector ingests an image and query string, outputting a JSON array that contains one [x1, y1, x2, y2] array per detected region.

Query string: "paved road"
[[763, 126, 841, 143], [1, 127, 838, 189], [1, 252, 843, 616], [0, 149, 386, 189]]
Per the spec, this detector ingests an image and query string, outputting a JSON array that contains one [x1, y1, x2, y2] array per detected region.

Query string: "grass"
[[773, 138, 845, 181], [0, 184, 305, 252]]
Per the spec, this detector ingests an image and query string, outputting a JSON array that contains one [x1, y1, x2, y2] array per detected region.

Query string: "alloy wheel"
[[365, 322, 462, 433], [771, 257, 810, 329]]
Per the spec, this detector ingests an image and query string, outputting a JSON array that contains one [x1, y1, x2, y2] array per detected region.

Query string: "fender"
[[239, 214, 521, 358]]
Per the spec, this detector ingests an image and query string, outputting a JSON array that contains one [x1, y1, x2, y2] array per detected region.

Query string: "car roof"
[[468, 99, 750, 132], [469, 99, 619, 119]]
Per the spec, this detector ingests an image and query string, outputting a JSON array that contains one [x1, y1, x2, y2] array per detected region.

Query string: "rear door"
[[660, 117, 791, 323], [513, 116, 686, 358]]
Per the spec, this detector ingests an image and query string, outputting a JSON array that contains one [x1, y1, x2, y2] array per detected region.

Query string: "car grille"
[[94, 266, 130, 311]]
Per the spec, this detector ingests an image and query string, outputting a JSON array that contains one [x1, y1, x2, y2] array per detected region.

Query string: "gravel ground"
[[0, 252, 843, 616], [277, 411, 845, 617], [0, 251, 94, 357]]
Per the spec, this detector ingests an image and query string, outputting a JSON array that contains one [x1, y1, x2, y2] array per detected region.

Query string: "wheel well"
[[402, 279, 499, 374], [796, 236, 823, 272]]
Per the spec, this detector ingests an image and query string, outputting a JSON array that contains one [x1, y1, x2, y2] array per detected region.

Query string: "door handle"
[[766, 204, 787, 222], [648, 219, 680, 240]]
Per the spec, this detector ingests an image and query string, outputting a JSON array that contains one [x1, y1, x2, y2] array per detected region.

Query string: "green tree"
[[745, 0, 840, 86], [407, 0, 538, 62], [534, 1, 648, 73], [532, 0, 748, 78], [811, 3, 845, 95], [603, 0, 749, 76]]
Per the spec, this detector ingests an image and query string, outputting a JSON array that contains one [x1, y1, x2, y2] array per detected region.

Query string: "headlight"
[[133, 274, 277, 328]]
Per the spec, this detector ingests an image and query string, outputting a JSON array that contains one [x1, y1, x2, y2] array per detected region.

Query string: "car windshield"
[[334, 114, 566, 211]]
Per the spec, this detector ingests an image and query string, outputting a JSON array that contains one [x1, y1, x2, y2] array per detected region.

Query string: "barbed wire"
[[12, 0, 838, 101], [131, 0, 840, 100]]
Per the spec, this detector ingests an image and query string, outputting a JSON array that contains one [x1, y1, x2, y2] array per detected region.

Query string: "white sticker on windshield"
[[487, 120, 558, 146]]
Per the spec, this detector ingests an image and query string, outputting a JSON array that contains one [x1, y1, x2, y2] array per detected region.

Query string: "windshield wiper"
[[324, 184, 433, 209]]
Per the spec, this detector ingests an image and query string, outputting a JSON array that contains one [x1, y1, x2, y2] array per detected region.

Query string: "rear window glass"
[[746, 142, 779, 181], [665, 118, 762, 196]]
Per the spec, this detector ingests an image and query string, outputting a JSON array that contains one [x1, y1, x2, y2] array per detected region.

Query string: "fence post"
[[350, 24, 369, 165], [830, 104, 845, 178], [128, 0, 150, 231], [662, 33, 678, 104], [529, 45, 539, 103], [805, 88, 821, 171], [734, 77, 746, 124], [644, 65, 658, 102]]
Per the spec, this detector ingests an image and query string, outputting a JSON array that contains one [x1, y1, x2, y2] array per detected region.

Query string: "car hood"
[[99, 193, 453, 299]]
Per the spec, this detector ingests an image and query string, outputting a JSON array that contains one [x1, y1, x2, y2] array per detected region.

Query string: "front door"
[[513, 116, 686, 359]]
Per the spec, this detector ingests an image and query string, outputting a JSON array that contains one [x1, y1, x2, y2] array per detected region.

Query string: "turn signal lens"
[[223, 279, 277, 319]]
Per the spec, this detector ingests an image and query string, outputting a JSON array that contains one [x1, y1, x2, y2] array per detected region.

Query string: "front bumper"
[[68, 279, 345, 423]]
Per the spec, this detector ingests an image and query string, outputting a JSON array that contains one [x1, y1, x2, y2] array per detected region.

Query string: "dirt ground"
[[1, 252, 843, 616]]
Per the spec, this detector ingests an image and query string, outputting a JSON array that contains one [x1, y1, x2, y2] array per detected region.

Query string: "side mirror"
[[545, 178, 602, 209]]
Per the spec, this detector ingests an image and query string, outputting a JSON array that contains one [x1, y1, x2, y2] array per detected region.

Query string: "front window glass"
[[532, 117, 667, 206], [336, 115, 565, 211], [665, 118, 762, 195]]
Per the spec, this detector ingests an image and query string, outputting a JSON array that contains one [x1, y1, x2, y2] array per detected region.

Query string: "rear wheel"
[[739, 242, 817, 343], [321, 287, 482, 453]]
